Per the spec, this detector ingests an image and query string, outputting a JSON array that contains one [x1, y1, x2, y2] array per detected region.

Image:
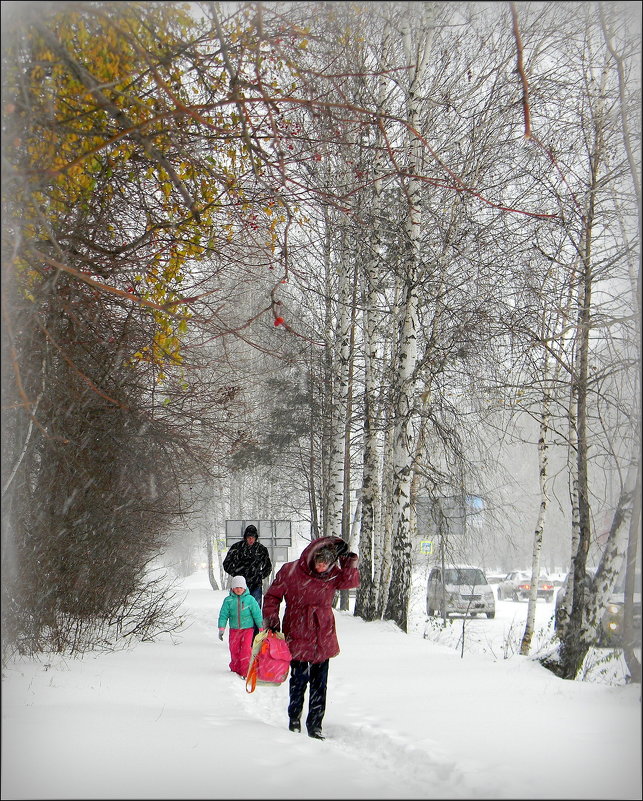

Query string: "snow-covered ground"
[[2, 568, 641, 800]]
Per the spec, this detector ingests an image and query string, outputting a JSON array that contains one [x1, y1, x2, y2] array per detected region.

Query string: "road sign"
[[225, 520, 291, 563], [420, 540, 433, 555]]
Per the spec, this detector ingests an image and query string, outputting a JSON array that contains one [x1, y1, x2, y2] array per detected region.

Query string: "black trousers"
[[248, 585, 263, 609], [288, 659, 329, 733], [248, 586, 262, 637]]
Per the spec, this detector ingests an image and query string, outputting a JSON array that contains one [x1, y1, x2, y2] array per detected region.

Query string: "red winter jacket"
[[262, 536, 360, 663]]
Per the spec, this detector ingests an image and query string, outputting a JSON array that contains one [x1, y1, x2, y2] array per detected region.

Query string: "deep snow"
[[2, 568, 641, 800]]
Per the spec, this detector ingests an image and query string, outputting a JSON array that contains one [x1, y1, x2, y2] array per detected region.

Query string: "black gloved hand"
[[340, 551, 359, 568]]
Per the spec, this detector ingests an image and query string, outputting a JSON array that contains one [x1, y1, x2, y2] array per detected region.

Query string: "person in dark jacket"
[[222, 524, 273, 610], [262, 536, 359, 740]]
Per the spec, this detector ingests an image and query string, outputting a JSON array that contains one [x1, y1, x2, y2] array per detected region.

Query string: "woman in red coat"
[[262, 536, 359, 740]]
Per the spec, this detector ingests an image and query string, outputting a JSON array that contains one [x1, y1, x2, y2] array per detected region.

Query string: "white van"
[[426, 564, 496, 619]]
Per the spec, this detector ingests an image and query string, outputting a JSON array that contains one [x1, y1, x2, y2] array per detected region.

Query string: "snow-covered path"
[[2, 570, 641, 800]]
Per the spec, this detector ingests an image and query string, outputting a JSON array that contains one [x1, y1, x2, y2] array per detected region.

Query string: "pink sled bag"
[[245, 629, 292, 693]]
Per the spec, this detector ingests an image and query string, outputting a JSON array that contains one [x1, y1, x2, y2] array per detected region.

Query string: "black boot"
[[288, 719, 301, 733], [308, 728, 325, 740]]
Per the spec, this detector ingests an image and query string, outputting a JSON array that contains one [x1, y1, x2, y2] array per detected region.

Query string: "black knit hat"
[[244, 524, 258, 538]]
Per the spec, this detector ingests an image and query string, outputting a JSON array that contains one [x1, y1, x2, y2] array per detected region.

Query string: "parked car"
[[426, 565, 495, 619], [496, 570, 555, 601], [555, 567, 641, 647]]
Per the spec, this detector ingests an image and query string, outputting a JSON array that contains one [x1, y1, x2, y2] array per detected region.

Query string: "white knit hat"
[[231, 576, 247, 590]]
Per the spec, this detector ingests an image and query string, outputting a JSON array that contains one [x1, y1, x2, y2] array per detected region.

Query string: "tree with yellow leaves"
[[1, 0, 310, 653]]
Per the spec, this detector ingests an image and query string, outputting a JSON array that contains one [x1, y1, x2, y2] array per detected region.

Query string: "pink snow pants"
[[228, 628, 254, 677]]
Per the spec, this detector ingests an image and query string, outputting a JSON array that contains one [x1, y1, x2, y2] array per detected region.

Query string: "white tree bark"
[[520, 373, 550, 655], [583, 459, 638, 635], [356, 37, 392, 618], [385, 2, 435, 629], [326, 224, 351, 539], [376, 287, 401, 617]]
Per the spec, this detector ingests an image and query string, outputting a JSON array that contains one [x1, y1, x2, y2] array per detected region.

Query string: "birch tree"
[[326, 221, 352, 539], [355, 42, 390, 620], [383, 2, 436, 630]]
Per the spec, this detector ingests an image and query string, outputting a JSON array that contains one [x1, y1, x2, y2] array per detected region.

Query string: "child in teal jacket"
[[218, 575, 264, 676]]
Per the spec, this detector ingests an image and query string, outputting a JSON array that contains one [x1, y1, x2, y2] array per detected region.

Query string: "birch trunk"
[[558, 62, 607, 679], [377, 413, 397, 617], [520, 382, 550, 655], [521, 280, 572, 653], [376, 310, 401, 617], [355, 271, 380, 618], [339, 270, 357, 610], [356, 53, 388, 621], [582, 460, 638, 633], [547, 459, 642, 679], [559, 238, 594, 677], [384, 283, 419, 629], [320, 209, 335, 537], [308, 353, 321, 539], [384, 4, 434, 630], [621, 456, 641, 682], [326, 225, 351, 540], [206, 535, 220, 591]]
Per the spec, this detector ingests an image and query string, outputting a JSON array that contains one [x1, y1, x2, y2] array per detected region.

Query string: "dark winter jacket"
[[262, 536, 360, 663], [218, 589, 263, 631], [223, 540, 272, 592]]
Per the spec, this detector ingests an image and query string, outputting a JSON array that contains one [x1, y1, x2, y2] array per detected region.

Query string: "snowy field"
[[2, 568, 641, 800]]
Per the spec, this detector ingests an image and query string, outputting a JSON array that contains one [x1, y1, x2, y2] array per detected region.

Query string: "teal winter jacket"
[[218, 589, 263, 630]]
